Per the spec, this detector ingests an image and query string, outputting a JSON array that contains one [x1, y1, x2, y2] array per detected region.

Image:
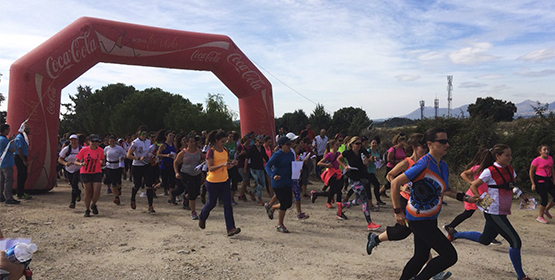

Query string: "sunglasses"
[[432, 139, 449, 145], [354, 142, 362, 145], [140, 133, 148, 136]]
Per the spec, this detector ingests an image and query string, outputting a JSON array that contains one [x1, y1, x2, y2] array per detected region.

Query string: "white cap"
[[286, 132, 299, 141], [69, 134, 78, 140]]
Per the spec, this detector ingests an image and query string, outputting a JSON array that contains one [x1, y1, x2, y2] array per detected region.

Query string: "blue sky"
[[1, 0, 554, 120]]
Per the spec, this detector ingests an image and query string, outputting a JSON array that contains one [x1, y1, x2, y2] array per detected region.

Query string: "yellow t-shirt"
[[206, 148, 229, 183]]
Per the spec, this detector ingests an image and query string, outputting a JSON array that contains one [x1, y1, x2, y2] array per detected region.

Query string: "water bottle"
[[5, 243, 37, 263]]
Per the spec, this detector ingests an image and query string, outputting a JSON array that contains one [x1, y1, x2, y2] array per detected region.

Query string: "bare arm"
[[173, 150, 185, 178], [386, 159, 409, 183], [529, 163, 537, 191], [460, 168, 475, 184], [391, 173, 409, 225]]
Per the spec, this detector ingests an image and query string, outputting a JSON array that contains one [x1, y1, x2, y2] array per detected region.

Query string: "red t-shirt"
[[76, 146, 104, 174]]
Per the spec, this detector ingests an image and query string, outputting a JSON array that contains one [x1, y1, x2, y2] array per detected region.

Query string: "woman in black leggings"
[[391, 128, 476, 280], [529, 144, 555, 224]]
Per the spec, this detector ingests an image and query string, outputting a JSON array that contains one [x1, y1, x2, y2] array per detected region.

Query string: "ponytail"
[[477, 144, 510, 174]]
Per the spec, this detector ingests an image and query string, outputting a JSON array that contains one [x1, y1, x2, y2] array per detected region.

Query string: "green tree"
[[330, 107, 372, 136], [276, 110, 309, 133], [309, 103, 332, 132], [467, 97, 517, 122], [200, 93, 238, 132]]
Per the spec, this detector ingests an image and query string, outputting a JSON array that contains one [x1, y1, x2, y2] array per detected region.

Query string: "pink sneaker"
[[545, 210, 553, 219], [536, 216, 548, 224], [367, 222, 381, 231]]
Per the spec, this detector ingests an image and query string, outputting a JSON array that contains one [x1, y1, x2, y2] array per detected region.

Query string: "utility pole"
[[447, 75, 453, 118], [419, 99, 425, 120], [434, 97, 439, 118]]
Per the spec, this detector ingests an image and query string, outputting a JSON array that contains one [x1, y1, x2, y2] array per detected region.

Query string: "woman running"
[[246, 135, 269, 205], [367, 137, 386, 206], [380, 133, 406, 198], [443, 149, 502, 246], [224, 132, 240, 205], [338, 136, 380, 230], [312, 139, 345, 218], [58, 134, 82, 209], [529, 145, 555, 224], [391, 127, 475, 280], [449, 144, 530, 280], [127, 126, 156, 213], [367, 133, 427, 252], [173, 135, 205, 220], [104, 135, 127, 205], [157, 130, 177, 198], [75, 134, 105, 217], [265, 136, 296, 233], [198, 130, 241, 236]]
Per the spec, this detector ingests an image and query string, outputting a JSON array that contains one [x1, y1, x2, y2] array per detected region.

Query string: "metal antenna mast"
[[434, 97, 439, 118], [419, 99, 425, 120], [447, 75, 453, 118]]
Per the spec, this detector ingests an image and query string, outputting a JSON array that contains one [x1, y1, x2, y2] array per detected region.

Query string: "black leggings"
[[534, 175, 555, 207], [131, 165, 155, 205], [313, 176, 343, 203], [479, 213, 521, 248], [180, 172, 202, 200], [385, 196, 411, 241], [160, 168, 176, 192], [227, 166, 240, 192], [368, 173, 382, 202], [66, 170, 81, 203], [401, 219, 458, 280], [273, 186, 293, 211], [445, 209, 475, 229]]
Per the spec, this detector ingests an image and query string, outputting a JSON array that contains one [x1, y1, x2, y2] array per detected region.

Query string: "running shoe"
[[191, 211, 199, 220], [257, 200, 265, 206], [326, 202, 334, 208], [227, 227, 241, 237], [520, 276, 531, 280], [442, 225, 453, 236], [265, 203, 274, 220], [5, 199, 20, 205], [84, 209, 91, 217], [447, 228, 458, 242], [114, 197, 120, 205], [310, 190, 317, 203], [199, 219, 206, 229], [76, 193, 81, 202], [130, 200, 136, 210], [377, 200, 386, 206], [107, 187, 112, 194], [17, 193, 32, 200], [91, 204, 99, 215], [69, 202, 76, 209], [367, 222, 381, 231], [490, 239, 502, 246], [432, 271, 452, 280], [296, 212, 310, 220], [139, 192, 147, 198], [545, 210, 553, 219], [302, 194, 310, 199], [366, 233, 379, 255], [249, 191, 256, 201], [149, 206, 156, 213], [336, 213, 348, 220], [0, 195, 5, 202], [276, 224, 290, 233], [536, 216, 547, 224], [231, 200, 238, 206]]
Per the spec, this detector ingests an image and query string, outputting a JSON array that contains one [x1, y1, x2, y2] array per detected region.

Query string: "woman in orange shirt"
[[198, 130, 241, 237], [75, 134, 105, 217]]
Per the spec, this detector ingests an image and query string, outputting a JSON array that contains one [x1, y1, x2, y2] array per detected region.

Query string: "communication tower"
[[419, 100, 425, 120], [434, 98, 439, 118], [447, 75, 453, 118]]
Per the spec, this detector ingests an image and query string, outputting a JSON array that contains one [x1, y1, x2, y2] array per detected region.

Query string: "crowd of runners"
[[46, 123, 555, 280]]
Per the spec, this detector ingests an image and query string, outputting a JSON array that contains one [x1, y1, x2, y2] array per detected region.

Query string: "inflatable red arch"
[[8, 17, 275, 191]]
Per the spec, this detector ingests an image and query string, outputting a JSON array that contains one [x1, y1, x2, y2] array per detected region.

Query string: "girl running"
[[391, 128, 476, 280], [157, 131, 177, 198], [173, 135, 205, 220], [312, 139, 345, 218], [75, 134, 105, 217], [198, 130, 241, 236], [246, 135, 269, 205], [265, 136, 296, 233], [367, 137, 386, 206], [338, 136, 380, 230], [127, 126, 156, 213], [380, 133, 406, 198], [104, 135, 127, 205], [449, 144, 531, 280], [529, 145, 555, 224], [58, 134, 82, 209]]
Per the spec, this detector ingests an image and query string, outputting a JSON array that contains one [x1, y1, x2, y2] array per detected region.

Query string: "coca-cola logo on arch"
[[226, 53, 266, 91], [45, 30, 98, 80]]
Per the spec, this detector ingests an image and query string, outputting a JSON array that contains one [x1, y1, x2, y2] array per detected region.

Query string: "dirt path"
[[1, 179, 554, 279]]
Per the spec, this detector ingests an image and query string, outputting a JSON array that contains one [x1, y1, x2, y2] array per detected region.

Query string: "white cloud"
[[448, 42, 498, 65], [459, 82, 488, 88], [476, 74, 502, 80], [514, 69, 555, 77], [395, 74, 421, 82], [518, 48, 555, 61]]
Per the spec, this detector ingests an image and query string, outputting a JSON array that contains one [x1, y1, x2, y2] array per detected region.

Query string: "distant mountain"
[[374, 99, 555, 122]]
